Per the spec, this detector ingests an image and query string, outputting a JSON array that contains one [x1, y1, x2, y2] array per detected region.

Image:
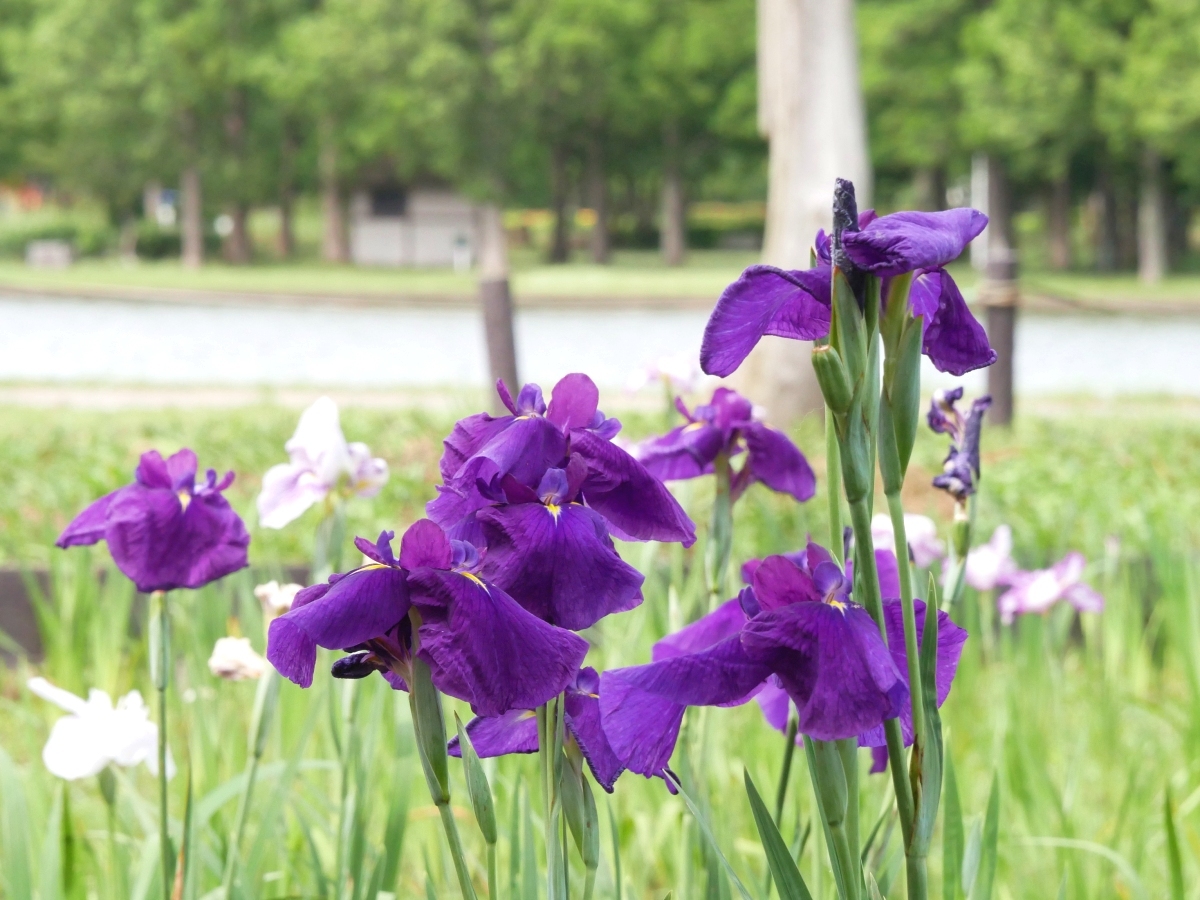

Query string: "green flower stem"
[[884, 493, 927, 767], [706, 451, 733, 610], [148, 590, 172, 900], [774, 714, 799, 825], [409, 657, 478, 900], [826, 407, 845, 565], [847, 499, 915, 847], [487, 843, 498, 900], [221, 669, 280, 896]]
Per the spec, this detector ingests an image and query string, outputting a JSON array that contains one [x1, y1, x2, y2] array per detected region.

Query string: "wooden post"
[[984, 253, 1017, 427], [479, 203, 519, 411]]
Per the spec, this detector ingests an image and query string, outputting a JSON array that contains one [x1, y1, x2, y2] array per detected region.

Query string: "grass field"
[[1, 397, 1198, 899]]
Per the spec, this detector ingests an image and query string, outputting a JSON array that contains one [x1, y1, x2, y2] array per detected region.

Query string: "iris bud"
[[812, 344, 854, 414]]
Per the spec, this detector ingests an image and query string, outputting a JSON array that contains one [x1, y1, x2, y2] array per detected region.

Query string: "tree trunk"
[[660, 122, 686, 267], [277, 129, 297, 259], [981, 155, 1016, 427], [225, 204, 251, 264], [749, 0, 870, 424], [1138, 147, 1167, 284], [970, 152, 989, 270], [181, 165, 203, 270], [548, 143, 571, 263], [985, 154, 1013, 265], [320, 121, 347, 263], [1093, 165, 1117, 272], [478, 203, 519, 412], [913, 167, 944, 211], [587, 137, 610, 264], [1047, 176, 1071, 270]]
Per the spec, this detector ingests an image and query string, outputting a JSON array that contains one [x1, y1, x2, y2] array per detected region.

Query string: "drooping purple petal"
[[572, 430, 696, 546], [918, 269, 997, 376], [754, 678, 794, 733], [600, 636, 771, 775], [700, 265, 832, 377], [455, 415, 569, 494], [266, 567, 411, 688], [653, 598, 747, 661], [408, 569, 588, 717], [564, 686, 626, 792], [633, 423, 725, 482], [56, 492, 116, 548], [856, 599, 967, 749], [448, 709, 539, 758], [439, 412, 516, 482], [477, 502, 644, 630], [740, 422, 816, 502], [741, 601, 906, 742], [842, 209, 987, 277]]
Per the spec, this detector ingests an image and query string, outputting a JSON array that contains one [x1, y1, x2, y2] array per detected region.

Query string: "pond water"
[[4, 293, 1199, 397]]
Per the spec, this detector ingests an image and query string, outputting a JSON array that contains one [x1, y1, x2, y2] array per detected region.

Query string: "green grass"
[[0, 249, 760, 302], [1, 398, 1199, 899]]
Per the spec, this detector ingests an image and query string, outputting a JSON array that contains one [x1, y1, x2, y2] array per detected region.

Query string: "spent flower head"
[[928, 388, 992, 502], [208, 636, 268, 681]]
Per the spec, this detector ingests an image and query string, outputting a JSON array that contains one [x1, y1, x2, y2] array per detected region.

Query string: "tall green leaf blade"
[[664, 772, 754, 900], [0, 745, 34, 900], [1164, 788, 1185, 900], [744, 770, 813, 900], [38, 781, 64, 900], [969, 775, 1000, 900], [942, 749, 964, 900], [911, 576, 944, 857], [607, 799, 623, 900]]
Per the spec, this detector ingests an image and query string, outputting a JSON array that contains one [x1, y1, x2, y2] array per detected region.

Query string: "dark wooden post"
[[984, 253, 1018, 426], [479, 203, 519, 411]]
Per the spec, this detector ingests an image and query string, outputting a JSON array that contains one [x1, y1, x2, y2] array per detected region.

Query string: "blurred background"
[[0, 0, 1198, 405]]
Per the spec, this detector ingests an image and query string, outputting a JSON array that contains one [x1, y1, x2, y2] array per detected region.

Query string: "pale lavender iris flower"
[[964, 525, 1018, 592], [871, 512, 946, 569], [997, 552, 1104, 625], [258, 397, 388, 529], [632, 387, 816, 504], [57, 448, 249, 593]]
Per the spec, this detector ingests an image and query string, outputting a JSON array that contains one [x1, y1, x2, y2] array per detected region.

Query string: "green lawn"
[[0, 398, 1198, 898], [0, 249, 761, 302]]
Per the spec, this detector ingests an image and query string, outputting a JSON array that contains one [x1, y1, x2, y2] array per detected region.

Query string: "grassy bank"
[[0, 397, 1198, 899]]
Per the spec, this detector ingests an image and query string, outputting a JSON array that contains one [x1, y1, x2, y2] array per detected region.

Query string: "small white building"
[[349, 186, 476, 269]]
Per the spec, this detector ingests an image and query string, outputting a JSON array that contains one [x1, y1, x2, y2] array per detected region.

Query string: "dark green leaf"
[[744, 769, 813, 900]]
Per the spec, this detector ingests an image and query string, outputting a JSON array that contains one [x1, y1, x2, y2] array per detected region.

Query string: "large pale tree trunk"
[[742, 0, 870, 423], [478, 204, 519, 412], [660, 121, 686, 267], [319, 121, 348, 263], [1138, 147, 1167, 284], [587, 137, 610, 264], [181, 166, 203, 270]]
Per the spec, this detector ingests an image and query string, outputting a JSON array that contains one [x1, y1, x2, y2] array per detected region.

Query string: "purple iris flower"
[[266, 519, 588, 717], [475, 456, 645, 630], [928, 388, 992, 501], [57, 449, 249, 593], [448, 667, 647, 793], [602, 543, 967, 780], [632, 387, 816, 504], [602, 543, 917, 778], [430, 373, 695, 547], [700, 203, 994, 378]]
